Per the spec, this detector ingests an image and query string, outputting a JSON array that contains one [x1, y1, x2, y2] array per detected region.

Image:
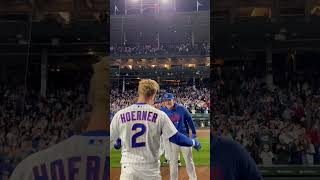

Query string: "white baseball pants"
[[169, 142, 197, 180], [120, 162, 161, 180]]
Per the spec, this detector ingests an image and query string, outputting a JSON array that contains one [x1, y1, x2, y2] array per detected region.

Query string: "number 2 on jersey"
[[131, 123, 146, 148]]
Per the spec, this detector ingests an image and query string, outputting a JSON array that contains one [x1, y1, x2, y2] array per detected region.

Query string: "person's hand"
[[191, 134, 197, 139], [114, 138, 121, 150], [192, 139, 201, 151]]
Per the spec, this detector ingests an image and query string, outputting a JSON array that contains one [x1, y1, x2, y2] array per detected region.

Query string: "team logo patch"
[[170, 114, 180, 122]]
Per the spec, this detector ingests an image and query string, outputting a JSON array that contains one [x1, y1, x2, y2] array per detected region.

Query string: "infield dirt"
[[110, 166, 210, 180]]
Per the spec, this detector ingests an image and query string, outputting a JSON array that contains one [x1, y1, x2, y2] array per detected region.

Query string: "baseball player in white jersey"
[[10, 57, 109, 180], [110, 79, 201, 180]]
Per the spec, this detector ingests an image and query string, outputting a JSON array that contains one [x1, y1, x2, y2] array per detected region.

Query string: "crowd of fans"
[[111, 85, 210, 115], [0, 84, 89, 179], [213, 73, 320, 165], [110, 43, 210, 57]]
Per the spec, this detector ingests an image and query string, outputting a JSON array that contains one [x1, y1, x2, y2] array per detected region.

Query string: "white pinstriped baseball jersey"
[[10, 131, 109, 180], [110, 103, 178, 164]]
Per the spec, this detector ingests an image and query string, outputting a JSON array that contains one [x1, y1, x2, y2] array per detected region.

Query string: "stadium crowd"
[[213, 73, 320, 165], [0, 81, 209, 178], [0, 84, 89, 179], [110, 43, 210, 57], [111, 85, 210, 115]]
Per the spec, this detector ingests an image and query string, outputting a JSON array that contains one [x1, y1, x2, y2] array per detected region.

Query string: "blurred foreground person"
[[211, 125, 263, 180], [10, 57, 109, 180]]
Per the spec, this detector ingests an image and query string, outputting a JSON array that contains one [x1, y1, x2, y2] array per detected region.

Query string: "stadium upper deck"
[[110, 57, 210, 80], [110, 1, 210, 59], [213, 0, 320, 20], [110, 11, 209, 45], [213, 0, 320, 60], [0, 0, 108, 59], [110, 0, 210, 15]]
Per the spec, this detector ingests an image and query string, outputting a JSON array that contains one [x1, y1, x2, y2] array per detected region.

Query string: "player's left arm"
[[184, 107, 197, 138]]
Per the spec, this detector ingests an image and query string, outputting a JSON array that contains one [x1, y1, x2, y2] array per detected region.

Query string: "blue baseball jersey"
[[160, 103, 196, 136], [211, 134, 263, 180]]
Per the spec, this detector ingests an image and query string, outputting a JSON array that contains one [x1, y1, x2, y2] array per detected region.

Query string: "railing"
[[260, 165, 320, 177], [110, 43, 210, 58], [192, 113, 210, 128], [111, 53, 209, 59]]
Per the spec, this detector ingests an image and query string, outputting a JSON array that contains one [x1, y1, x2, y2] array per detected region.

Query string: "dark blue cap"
[[155, 99, 162, 104], [162, 93, 174, 100]]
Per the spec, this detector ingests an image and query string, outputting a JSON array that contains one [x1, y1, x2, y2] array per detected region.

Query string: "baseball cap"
[[154, 99, 162, 104], [162, 93, 174, 100]]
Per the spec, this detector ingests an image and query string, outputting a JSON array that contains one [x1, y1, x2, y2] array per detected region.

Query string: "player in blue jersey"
[[160, 93, 198, 180]]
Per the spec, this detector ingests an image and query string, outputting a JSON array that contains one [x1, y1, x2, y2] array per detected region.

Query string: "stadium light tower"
[[125, 0, 140, 15], [159, 0, 176, 12], [125, 0, 175, 15], [129, 0, 143, 14]]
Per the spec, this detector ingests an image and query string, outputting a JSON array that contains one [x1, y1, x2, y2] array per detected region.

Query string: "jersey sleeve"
[[161, 112, 178, 139], [10, 160, 28, 180], [183, 106, 197, 135], [110, 112, 120, 146]]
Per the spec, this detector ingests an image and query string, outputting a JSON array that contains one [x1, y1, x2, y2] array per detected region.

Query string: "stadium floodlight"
[[161, 0, 169, 4]]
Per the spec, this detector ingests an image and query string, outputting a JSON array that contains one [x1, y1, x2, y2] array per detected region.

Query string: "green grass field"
[[111, 137, 210, 167]]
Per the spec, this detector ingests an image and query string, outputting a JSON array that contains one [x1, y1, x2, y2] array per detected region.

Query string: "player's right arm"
[[161, 112, 201, 150], [9, 158, 29, 180], [110, 111, 120, 146]]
